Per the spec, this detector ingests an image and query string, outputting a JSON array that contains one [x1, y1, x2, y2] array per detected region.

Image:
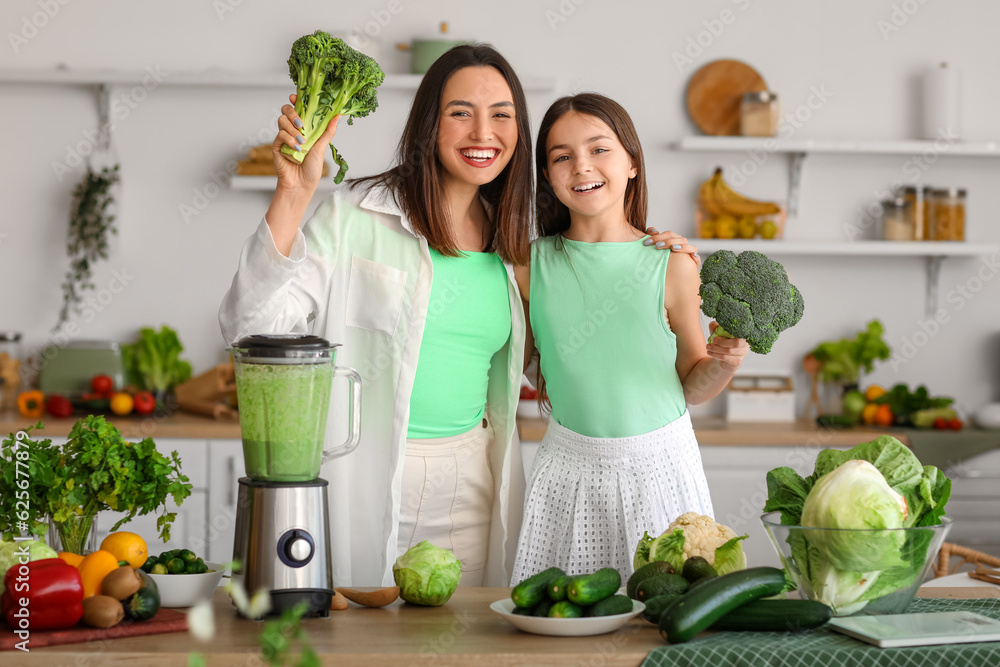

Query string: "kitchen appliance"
[[397, 22, 466, 74], [229, 334, 361, 618], [37, 339, 125, 395]]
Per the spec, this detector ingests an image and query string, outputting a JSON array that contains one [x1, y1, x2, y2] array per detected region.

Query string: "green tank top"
[[530, 235, 686, 438], [407, 248, 512, 439]]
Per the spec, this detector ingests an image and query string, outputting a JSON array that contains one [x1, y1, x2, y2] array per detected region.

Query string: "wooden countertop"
[[1, 409, 908, 446], [16, 585, 996, 666]]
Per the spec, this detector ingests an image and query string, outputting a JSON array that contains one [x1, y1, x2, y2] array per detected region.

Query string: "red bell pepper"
[[2, 558, 84, 631], [45, 394, 74, 419]]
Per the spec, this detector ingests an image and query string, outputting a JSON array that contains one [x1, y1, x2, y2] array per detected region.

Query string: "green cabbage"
[[392, 540, 462, 606], [0, 539, 58, 595], [764, 436, 952, 615]]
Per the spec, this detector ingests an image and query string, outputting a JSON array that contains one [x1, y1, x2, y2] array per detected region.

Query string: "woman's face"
[[436, 66, 518, 189], [543, 111, 636, 222]]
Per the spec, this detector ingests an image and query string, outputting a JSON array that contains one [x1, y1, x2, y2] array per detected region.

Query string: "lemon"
[[715, 215, 738, 239], [700, 218, 717, 238], [759, 219, 778, 239], [738, 216, 757, 239]]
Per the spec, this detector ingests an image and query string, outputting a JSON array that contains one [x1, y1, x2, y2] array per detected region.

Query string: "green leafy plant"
[[0, 417, 192, 549], [281, 30, 385, 183], [809, 319, 891, 385], [259, 602, 319, 667], [121, 325, 193, 397], [56, 164, 120, 331], [0, 424, 60, 540]]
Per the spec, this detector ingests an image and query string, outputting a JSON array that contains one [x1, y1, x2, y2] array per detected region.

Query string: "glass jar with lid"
[[881, 197, 913, 241], [740, 91, 779, 137], [0, 332, 21, 364], [898, 185, 931, 241], [928, 188, 966, 241]]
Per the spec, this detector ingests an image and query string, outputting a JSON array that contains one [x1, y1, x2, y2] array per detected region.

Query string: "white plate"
[[490, 598, 645, 637]]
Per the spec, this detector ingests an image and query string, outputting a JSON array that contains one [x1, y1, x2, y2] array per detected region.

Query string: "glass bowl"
[[760, 512, 952, 616]]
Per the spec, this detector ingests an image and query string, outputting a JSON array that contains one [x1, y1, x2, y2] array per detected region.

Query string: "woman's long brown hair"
[[352, 44, 532, 264], [534, 93, 648, 238], [532, 93, 649, 411]]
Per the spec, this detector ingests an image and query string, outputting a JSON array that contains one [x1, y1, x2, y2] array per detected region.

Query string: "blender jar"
[[230, 334, 361, 482]]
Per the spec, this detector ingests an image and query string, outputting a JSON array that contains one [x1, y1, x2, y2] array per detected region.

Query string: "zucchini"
[[586, 594, 633, 617], [635, 573, 689, 602], [659, 566, 786, 643], [548, 601, 584, 618], [547, 575, 574, 602], [681, 556, 717, 584], [710, 598, 832, 631], [531, 598, 556, 617], [511, 567, 565, 609], [626, 561, 674, 599], [641, 594, 682, 624], [567, 568, 621, 605], [123, 570, 160, 621]]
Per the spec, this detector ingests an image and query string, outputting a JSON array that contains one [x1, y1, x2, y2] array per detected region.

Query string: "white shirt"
[[219, 184, 527, 586]]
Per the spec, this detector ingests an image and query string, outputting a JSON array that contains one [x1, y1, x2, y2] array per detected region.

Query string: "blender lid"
[[231, 333, 340, 358]]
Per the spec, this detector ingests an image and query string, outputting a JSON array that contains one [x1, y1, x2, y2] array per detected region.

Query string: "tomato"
[[949, 418, 964, 431], [91, 374, 114, 395], [874, 404, 894, 427], [132, 391, 156, 415], [110, 392, 134, 416], [933, 417, 949, 430]]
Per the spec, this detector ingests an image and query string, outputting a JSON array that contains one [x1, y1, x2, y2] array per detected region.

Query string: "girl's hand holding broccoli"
[[706, 321, 749, 371], [272, 94, 341, 195], [644, 227, 701, 265]]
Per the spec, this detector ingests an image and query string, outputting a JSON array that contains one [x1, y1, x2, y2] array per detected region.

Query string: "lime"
[[178, 549, 197, 563], [140, 557, 158, 573], [151, 562, 169, 575], [166, 557, 186, 574], [760, 220, 778, 239]]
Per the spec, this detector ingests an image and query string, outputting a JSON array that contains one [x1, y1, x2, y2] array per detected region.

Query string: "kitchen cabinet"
[[205, 439, 244, 563], [942, 448, 1000, 561]]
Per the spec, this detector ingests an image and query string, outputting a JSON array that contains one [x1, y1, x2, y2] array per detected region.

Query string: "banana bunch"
[[698, 167, 781, 217]]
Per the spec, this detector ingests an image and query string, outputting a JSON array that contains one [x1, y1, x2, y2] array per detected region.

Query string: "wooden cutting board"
[[686, 59, 768, 136], [0, 607, 187, 651]]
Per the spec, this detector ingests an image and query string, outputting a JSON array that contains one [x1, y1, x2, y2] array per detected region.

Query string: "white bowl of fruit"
[[143, 548, 225, 607]]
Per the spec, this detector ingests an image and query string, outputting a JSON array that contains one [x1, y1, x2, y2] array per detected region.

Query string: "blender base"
[[270, 589, 332, 618]]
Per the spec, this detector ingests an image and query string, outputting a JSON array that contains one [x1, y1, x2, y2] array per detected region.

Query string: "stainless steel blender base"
[[232, 477, 333, 617]]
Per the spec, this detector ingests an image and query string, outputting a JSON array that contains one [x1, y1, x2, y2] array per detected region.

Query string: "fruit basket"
[[696, 167, 786, 240]]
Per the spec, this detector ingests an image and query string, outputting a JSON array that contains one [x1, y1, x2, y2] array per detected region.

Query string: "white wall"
[[2, 0, 998, 416]]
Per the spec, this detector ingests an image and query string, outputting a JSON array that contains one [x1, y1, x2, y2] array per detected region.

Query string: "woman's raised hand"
[[645, 227, 701, 266], [272, 94, 340, 195]]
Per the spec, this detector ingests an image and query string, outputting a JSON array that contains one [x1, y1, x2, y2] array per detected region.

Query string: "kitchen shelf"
[[229, 175, 340, 192], [675, 136, 1000, 157], [0, 68, 558, 92]]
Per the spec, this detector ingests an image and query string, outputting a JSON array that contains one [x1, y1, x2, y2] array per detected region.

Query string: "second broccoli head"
[[280, 30, 385, 183], [699, 250, 804, 354]]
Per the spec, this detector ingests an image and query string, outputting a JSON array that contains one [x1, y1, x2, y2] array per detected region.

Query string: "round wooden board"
[[686, 59, 768, 136]]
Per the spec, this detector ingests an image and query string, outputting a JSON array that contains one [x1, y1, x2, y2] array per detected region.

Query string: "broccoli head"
[[699, 250, 804, 354], [280, 30, 385, 183]]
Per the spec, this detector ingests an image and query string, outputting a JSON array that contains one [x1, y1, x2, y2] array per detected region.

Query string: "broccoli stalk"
[[280, 31, 385, 184], [699, 250, 804, 354]]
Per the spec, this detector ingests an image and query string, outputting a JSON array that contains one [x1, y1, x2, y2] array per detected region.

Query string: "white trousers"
[[397, 420, 495, 587]]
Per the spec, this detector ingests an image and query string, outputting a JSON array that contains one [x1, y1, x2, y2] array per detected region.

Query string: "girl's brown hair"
[[353, 44, 532, 264], [534, 93, 648, 238]]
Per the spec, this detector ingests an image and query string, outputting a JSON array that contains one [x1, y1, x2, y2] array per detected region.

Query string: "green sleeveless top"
[[530, 235, 686, 437], [407, 248, 512, 439]]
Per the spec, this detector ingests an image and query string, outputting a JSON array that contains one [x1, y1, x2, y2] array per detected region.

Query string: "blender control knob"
[[277, 529, 315, 568]]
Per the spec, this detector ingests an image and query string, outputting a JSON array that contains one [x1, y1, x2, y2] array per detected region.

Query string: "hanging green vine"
[[56, 164, 120, 330]]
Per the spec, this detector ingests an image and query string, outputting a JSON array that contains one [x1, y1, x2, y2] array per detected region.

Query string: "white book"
[[828, 611, 1000, 648]]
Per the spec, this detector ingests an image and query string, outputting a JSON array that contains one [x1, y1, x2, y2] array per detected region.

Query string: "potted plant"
[[0, 416, 192, 553], [808, 319, 891, 416]]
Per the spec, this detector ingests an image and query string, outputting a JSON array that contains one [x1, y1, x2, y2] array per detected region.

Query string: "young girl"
[[511, 94, 750, 581], [220, 45, 537, 588]]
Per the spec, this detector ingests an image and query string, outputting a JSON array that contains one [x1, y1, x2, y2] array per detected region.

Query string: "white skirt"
[[511, 411, 714, 584]]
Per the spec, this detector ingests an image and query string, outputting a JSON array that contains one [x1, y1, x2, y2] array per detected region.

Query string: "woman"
[[220, 44, 695, 587]]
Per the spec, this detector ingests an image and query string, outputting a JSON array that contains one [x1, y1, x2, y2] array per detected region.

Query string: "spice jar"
[[928, 188, 966, 241], [881, 197, 913, 241], [899, 186, 931, 241], [740, 92, 779, 137]]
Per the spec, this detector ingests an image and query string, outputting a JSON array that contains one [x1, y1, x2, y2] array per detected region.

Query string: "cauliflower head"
[[667, 513, 739, 565], [635, 513, 748, 575]]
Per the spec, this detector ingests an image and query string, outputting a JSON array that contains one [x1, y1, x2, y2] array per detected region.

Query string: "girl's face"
[[436, 66, 518, 189], [544, 111, 636, 222]]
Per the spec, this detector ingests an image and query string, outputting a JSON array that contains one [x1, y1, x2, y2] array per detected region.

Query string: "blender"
[[229, 334, 361, 617]]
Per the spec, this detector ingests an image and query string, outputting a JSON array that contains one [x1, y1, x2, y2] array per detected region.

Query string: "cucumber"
[[547, 575, 575, 602], [549, 601, 584, 618], [511, 567, 565, 609], [710, 598, 832, 631], [567, 568, 621, 606], [626, 561, 675, 599], [641, 594, 682, 624], [635, 573, 689, 602], [511, 605, 534, 616], [531, 598, 556, 617], [659, 566, 787, 644], [586, 594, 633, 617], [681, 556, 717, 584]]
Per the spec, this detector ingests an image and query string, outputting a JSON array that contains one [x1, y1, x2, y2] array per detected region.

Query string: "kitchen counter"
[[1, 409, 911, 446], [13, 585, 998, 666]]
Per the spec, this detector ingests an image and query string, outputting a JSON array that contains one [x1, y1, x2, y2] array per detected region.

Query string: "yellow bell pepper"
[[17, 390, 45, 419]]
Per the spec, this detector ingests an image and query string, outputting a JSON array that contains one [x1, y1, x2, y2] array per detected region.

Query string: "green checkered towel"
[[642, 598, 1000, 667]]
